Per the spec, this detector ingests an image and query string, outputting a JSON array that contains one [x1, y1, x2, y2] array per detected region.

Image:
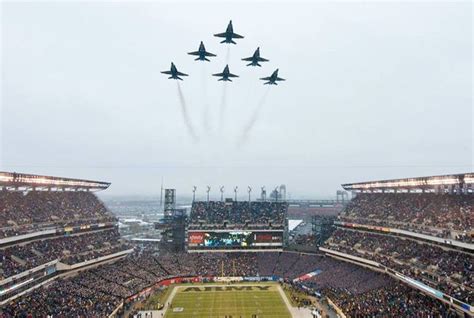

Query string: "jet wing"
[[188, 51, 200, 56], [276, 77, 285, 81], [241, 57, 254, 61], [260, 77, 271, 80], [258, 57, 269, 62], [214, 33, 227, 38], [228, 73, 239, 78], [161, 71, 172, 75], [213, 73, 225, 77], [232, 33, 244, 39], [176, 71, 188, 76], [205, 52, 217, 57]]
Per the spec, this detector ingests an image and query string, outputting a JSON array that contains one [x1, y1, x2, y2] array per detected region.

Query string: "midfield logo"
[[182, 286, 271, 292]]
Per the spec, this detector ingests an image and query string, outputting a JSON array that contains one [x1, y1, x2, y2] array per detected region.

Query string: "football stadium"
[[0, 171, 473, 317], [2, 1, 472, 318]]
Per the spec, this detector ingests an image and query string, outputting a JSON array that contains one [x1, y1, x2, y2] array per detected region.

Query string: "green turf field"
[[164, 284, 291, 318]]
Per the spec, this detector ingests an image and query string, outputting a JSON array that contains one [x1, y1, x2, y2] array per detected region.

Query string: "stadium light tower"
[[192, 186, 197, 202], [234, 186, 238, 201], [261, 186, 266, 201], [248, 186, 252, 204], [220, 186, 224, 202], [206, 186, 211, 204]]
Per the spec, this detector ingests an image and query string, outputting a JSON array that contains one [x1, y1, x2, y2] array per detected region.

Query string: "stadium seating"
[[1, 228, 129, 279], [1, 250, 459, 317], [323, 228, 473, 304], [189, 201, 287, 229], [0, 191, 116, 238], [341, 193, 473, 242]]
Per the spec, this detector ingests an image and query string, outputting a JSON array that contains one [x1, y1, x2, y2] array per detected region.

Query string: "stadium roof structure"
[[0, 171, 110, 191], [342, 172, 474, 193]]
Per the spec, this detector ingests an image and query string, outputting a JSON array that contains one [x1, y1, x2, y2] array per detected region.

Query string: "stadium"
[[0, 171, 472, 318]]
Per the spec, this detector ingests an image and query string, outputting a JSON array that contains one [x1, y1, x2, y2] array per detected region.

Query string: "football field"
[[164, 283, 292, 318]]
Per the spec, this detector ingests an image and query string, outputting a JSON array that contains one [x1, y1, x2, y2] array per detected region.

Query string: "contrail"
[[218, 45, 231, 131], [201, 63, 211, 134], [237, 86, 271, 146], [225, 45, 231, 63], [218, 82, 228, 131], [177, 81, 198, 142]]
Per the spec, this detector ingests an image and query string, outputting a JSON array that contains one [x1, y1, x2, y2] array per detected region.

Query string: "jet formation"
[[214, 20, 244, 44], [161, 62, 188, 81], [212, 65, 239, 82], [260, 69, 286, 85], [188, 41, 216, 61], [162, 20, 285, 85], [242, 47, 269, 67]]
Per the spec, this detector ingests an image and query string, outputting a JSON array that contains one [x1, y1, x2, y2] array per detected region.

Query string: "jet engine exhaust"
[[237, 86, 271, 146], [177, 81, 198, 142], [225, 46, 231, 63], [201, 63, 212, 135], [218, 82, 228, 131]]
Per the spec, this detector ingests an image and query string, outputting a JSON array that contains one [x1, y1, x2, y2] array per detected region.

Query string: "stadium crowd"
[[1, 228, 130, 279], [341, 193, 474, 242], [324, 228, 473, 304], [1, 249, 460, 317], [0, 191, 116, 238], [189, 201, 287, 228]]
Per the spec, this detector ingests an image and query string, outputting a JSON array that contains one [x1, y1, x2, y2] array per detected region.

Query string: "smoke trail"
[[176, 81, 198, 142], [218, 82, 227, 131], [237, 86, 271, 146], [218, 46, 231, 132], [225, 45, 231, 63], [201, 63, 211, 134]]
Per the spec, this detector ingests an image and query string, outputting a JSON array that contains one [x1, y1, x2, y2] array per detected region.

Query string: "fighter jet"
[[161, 62, 188, 80], [212, 65, 239, 82], [260, 69, 285, 85], [214, 20, 244, 44], [188, 41, 217, 61], [242, 47, 269, 67]]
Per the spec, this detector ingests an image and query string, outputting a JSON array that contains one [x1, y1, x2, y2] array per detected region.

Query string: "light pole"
[[220, 186, 224, 202], [248, 186, 252, 204], [261, 186, 266, 202], [192, 186, 197, 202], [234, 186, 238, 201]]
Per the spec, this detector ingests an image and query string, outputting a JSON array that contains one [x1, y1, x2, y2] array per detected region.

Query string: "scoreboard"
[[187, 230, 284, 251]]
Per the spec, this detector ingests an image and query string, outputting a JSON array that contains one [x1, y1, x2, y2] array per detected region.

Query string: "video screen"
[[188, 231, 283, 249]]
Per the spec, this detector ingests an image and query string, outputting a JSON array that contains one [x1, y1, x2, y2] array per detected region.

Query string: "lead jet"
[[212, 65, 239, 82], [188, 41, 217, 61], [242, 47, 269, 67], [260, 69, 285, 85], [214, 20, 244, 44], [161, 62, 188, 80]]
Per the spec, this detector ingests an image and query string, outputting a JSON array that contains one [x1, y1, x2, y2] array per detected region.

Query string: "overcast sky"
[[1, 1, 472, 199]]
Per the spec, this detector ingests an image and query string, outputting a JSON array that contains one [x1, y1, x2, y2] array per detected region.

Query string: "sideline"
[[276, 284, 314, 318], [153, 283, 314, 318]]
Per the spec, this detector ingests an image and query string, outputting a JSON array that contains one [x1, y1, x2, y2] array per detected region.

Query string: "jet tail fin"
[[220, 39, 227, 44], [230, 40, 236, 44], [204, 58, 210, 62], [257, 63, 261, 67], [246, 62, 253, 67]]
